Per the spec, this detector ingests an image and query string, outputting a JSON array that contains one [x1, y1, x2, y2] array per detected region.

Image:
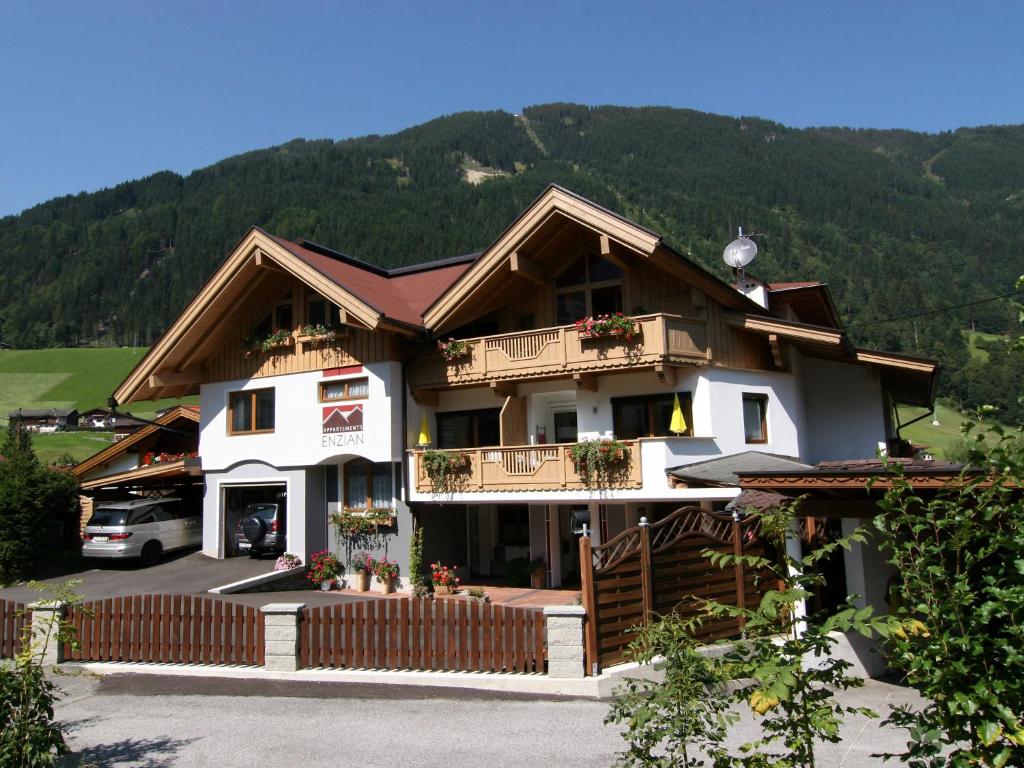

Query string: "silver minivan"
[[82, 498, 201, 566]]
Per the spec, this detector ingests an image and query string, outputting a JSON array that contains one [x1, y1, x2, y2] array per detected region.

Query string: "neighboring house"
[[79, 408, 148, 440], [8, 408, 79, 431], [110, 185, 937, 600], [72, 406, 202, 534]]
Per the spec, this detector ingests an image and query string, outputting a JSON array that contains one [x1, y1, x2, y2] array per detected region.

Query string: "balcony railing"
[[409, 313, 708, 389], [411, 441, 643, 493]]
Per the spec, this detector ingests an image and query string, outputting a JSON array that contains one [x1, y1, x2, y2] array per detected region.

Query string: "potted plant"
[[373, 557, 400, 594], [421, 449, 471, 494], [260, 327, 293, 352], [530, 556, 547, 589], [465, 586, 490, 604], [575, 313, 638, 341], [307, 550, 341, 591], [437, 338, 470, 362], [569, 438, 629, 486], [274, 553, 302, 571], [351, 551, 373, 592], [430, 561, 460, 595]]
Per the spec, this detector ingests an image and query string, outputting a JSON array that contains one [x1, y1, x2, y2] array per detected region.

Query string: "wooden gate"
[[64, 595, 263, 666], [579, 506, 771, 672], [0, 599, 29, 658], [301, 597, 546, 673]]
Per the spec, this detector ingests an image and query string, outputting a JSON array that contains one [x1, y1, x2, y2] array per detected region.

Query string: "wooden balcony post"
[[639, 517, 654, 624], [578, 532, 599, 676], [732, 512, 747, 632], [558, 327, 567, 366]]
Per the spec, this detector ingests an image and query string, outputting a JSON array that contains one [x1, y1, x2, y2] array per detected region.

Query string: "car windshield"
[[89, 508, 130, 527], [244, 504, 278, 521]]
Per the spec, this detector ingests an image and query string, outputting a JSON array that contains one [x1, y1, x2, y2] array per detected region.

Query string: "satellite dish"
[[723, 234, 758, 269]]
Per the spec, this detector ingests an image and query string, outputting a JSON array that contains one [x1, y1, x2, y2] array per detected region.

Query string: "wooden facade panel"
[[203, 276, 396, 384]]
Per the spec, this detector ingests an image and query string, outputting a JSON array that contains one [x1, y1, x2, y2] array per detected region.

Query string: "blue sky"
[[1, 1, 1022, 217]]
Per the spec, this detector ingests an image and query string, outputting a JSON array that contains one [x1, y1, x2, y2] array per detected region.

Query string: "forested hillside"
[[2, 104, 1023, 420]]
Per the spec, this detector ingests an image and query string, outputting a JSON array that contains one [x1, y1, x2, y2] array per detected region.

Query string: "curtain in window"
[[371, 465, 393, 509], [231, 394, 251, 432], [255, 390, 275, 430], [346, 462, 368, 508]]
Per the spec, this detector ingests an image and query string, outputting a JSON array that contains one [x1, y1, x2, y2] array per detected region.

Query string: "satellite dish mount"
[[722, 226, 758, 290]]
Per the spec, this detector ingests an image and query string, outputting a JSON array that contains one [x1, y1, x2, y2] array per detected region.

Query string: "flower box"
[[575, 313, 640, 342]]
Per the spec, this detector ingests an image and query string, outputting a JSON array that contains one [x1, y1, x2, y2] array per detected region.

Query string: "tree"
[[0, 421, 79, 584], [872, 424, 1024, 766]]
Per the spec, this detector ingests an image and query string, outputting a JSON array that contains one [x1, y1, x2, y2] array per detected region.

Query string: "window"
[[307, 296, 341, 328], [742, 394, 768, 444], [612, 393, 693, 438], [554, 252, 623, 325], [437, 409, 501, 448], [320, 377, 369, 402], [344, 460, 393, 511], [228, 389, 275, 434], [553, 411, 578, 443]]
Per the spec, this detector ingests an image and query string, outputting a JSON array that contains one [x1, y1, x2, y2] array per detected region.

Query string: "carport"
[[73, 406, 203, 533]]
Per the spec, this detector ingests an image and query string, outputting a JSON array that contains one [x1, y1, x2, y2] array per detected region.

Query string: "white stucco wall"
[[200, 361, 402, 471], [799, 355, 886, 463]]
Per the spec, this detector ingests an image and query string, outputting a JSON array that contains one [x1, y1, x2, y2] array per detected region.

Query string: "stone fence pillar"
[[544, 605, 586, 678], [27, 601, 65, 665], [260, 603, 304, 672]]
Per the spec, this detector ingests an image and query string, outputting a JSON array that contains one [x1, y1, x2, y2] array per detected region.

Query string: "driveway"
[[0, 550, 273, 603]]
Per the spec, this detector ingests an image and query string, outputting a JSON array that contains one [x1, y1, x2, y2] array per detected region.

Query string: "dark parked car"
[[235, 502, 286, 556]]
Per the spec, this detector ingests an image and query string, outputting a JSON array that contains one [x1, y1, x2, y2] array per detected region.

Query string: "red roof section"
[[768, 282, 824, 291], [270, 236, 474, 327]]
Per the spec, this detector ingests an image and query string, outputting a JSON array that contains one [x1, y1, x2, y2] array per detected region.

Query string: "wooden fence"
[[580, 506, 773, 672], [64, 595, 263, 666], [0, 599, 29, 658], [301, 597, 546, 673]]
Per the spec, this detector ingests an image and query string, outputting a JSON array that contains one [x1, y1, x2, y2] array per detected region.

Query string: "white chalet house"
[[112, 186, 937, 598]]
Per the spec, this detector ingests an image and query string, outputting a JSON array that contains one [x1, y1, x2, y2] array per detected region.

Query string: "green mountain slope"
[[2, 104, 1023, 420]]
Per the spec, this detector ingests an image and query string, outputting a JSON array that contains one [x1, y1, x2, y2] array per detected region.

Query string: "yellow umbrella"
[[417, 411, 432, 446], [669, 393, 688, 435]]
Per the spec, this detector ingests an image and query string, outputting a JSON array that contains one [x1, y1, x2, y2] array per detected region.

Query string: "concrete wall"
[[200, 361, 403, 471], [800, 355, 886, 463]]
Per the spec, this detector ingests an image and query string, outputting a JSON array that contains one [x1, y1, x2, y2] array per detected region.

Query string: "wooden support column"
[[509, 252, 547, 285], [732, 513, 747, 633], [578, 534, 599, 676], [639, 517, 654, 624]]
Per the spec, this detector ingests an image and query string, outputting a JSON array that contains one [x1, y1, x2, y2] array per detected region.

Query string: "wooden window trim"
[[319, 377, 369, 403], [742, 393, 769, 444], [343, 458, 393, 512], [227, 388, 275, 436]]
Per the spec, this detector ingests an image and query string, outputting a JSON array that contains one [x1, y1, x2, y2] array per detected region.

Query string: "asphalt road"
[[53, 672, 925, 767]]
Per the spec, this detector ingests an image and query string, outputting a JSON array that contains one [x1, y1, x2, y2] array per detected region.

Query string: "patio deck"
[[221, 584, 580, 609]]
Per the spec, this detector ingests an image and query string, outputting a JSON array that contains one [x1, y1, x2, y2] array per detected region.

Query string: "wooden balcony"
[[408, 313, 709, 390], [411, 441, 643, 493]]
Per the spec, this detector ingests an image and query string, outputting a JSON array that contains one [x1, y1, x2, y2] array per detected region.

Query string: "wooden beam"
[[490, 381, 518, 399], [769, 334, 784, 369], [412, 389, 438, 407], [573, 373, 598, 392], [147, 368, 206, 389], [598, 234, 632, 271], [509, 252, 547, 286], [654, 364, 676, 386], [253, 250, 286, 272]]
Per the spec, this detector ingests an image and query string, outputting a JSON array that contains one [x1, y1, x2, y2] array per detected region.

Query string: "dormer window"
[[554, 252, 623, 325]]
